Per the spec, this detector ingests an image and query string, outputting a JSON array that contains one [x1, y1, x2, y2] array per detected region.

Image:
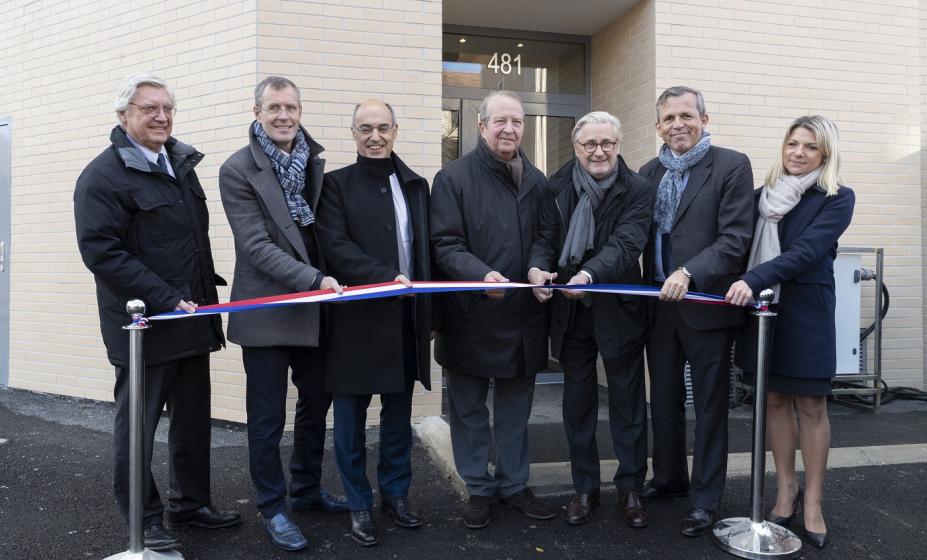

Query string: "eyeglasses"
[[577, 141, 617, 153], [261, 104, 300, 116], [352, 124, 396, 136], [129, 102, 176, 117]]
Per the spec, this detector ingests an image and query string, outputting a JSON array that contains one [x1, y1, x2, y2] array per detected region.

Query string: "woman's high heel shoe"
[[803, 528, 829, 549], [766, 487, 803, 527]]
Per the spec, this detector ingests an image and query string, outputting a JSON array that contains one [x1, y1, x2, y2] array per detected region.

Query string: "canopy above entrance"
[[443, 0, 638, 36]]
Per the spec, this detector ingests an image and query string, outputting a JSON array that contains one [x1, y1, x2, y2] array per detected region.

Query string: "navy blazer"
[[739, 184, 855, 378]]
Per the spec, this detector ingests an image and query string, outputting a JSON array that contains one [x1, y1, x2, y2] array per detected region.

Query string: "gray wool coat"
[[219, 124, 326, 347]]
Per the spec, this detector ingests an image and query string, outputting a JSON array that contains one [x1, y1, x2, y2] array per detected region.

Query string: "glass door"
[[442, 98, 579, 177]]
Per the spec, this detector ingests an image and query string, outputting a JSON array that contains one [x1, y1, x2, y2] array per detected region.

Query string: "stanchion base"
[[712, 517, 802, 559], [103, 548, 184, 560]]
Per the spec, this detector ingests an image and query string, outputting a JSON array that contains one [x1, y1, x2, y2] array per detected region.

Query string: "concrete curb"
[[414, 413, 927, 498], [414, 416, 468, 500]]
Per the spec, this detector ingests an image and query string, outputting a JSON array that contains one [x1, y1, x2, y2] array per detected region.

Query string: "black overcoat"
[[527, 157, 654, 361], [315, 153, 432, 394], [737, 185, 855, 378], [74, 126, 224, 366], [430, 139, 549, 378]]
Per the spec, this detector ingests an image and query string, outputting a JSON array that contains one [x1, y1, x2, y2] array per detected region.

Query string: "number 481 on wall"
[[488, 52, 522, 75]]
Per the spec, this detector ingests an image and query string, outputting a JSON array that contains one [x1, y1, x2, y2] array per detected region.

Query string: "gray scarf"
[[558, 162, 617, 269], [747, 167, 823, 302], [652, 132, 711, 233]]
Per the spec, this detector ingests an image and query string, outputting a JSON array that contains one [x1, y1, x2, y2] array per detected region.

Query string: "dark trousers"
[[445, 371, 535, 498], [332, 392, 413, 511], [113, 353, 211, 525], [646, 301, 734, 512], [559, 304, 647, 494], [243, 345, 331, 518]]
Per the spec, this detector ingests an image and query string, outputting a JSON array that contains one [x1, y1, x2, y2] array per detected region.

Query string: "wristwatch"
[[678, 266, 693, 280]]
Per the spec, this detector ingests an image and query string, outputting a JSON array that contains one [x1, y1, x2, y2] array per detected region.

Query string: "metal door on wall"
[[0, 117, 10, 387]]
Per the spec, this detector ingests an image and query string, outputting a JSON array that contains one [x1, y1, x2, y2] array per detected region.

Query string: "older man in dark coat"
[[74, 73, 239, 552], [219, 76, 348, 552], [430, 90, 553, 530], [315, 99, 431, 548], [528, 111, 654, 528]]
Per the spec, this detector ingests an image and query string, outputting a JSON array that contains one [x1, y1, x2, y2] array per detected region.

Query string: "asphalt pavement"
[[1, 386, 926, 559]]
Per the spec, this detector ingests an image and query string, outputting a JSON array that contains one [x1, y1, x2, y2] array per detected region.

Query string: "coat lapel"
[[308, 157, 324, 210], [672, 149, 712, 228], [247, 140, 310, 263]]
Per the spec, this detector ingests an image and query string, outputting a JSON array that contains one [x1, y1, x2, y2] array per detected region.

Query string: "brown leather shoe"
[[619, 490, 649, 528], [565, 492, 599, 525]]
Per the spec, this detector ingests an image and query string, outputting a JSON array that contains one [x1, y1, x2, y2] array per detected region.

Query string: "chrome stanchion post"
[[712, 289, 802, 559], [104, 300, 182, 560]]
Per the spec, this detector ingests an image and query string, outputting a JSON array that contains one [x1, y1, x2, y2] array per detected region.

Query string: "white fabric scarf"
[[747, 167, 823, 302]]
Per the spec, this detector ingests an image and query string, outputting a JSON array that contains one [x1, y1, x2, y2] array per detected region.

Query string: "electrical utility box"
[[834, 253, 862, 375]]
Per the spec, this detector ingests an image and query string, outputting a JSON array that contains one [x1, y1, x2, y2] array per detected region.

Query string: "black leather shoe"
[[640, 480, 689, 501], [463, 495, 491, 529], [262, 512, 309, 551], [143, 523, 180, 551], [681, 508, 716, 537], [767, 487, 803, 528], [350, 510, 378, 547], [381, 495, 421, 528], [164, 505, 242, 530], [565, 492, 599, 525], [291, 488, 350, 513], [619, 490, 649, 528], [803, 528, 829, 549], [501, 488, 556, 520]]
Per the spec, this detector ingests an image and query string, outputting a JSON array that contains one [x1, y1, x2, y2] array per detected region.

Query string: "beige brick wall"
[[1, 0, 258, 418], [920, 0, 926, 388], [591, 0, 657, 171], [1, 0, 445, 426], [653, 0, 924, 388]]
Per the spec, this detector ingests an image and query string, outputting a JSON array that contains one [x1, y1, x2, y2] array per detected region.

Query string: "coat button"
[[386, 224, 393, 231], [380, 187, 388, 194]]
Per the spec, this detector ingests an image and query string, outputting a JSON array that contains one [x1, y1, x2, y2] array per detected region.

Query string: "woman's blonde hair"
[[765, 115, 843, 196]]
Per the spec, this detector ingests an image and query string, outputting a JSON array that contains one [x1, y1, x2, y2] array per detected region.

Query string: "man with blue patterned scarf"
[[219, 76, 348, 552], [638, 86, 754, 538]]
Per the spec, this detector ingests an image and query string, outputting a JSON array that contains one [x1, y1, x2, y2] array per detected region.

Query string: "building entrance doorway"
[[441, 26, 590, 175]]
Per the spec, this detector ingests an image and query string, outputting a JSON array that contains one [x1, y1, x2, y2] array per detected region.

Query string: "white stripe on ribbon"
[[150, 280, 731, 321]]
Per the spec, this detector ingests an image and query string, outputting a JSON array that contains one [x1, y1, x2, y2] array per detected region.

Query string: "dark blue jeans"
[[243, 346, 331, 518], [332, 392, 413, 511]]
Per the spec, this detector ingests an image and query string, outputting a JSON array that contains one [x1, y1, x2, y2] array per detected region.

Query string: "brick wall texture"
[[650, 0, 924, 387], [0, 0, 923, 430]]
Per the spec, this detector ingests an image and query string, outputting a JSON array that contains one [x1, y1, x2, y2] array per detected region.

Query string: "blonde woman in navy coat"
[[726, 115, 854, 550]]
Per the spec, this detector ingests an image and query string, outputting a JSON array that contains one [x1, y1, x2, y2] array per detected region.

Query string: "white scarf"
[[747, 167, 823, 302]]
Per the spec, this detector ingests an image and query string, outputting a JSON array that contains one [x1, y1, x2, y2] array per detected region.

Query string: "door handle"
[[0, 241, 4, 272]]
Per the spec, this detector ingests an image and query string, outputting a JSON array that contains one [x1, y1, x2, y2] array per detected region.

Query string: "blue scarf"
[[652, 132, 711, 234], [253, 121, 315, 226]]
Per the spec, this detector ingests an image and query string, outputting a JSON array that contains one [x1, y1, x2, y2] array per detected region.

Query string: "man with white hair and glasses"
[[74, 73, 240, 552], [528, 111, 654, 528]]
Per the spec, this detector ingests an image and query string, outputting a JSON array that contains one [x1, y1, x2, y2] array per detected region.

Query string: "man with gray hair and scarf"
[[527, 111, 654, 528], [638, 86, 753, 537], [219, 76, 348, 552]]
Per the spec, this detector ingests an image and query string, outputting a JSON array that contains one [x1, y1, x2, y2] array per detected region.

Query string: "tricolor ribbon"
[[150, 281, 743, 321]]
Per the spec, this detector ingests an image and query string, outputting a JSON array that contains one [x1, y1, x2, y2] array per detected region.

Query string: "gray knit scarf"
[[652, 132, 711, 233], [253, 121, 315, 226], [747, 167, 823, 302], [558, 162, 617, 269]]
